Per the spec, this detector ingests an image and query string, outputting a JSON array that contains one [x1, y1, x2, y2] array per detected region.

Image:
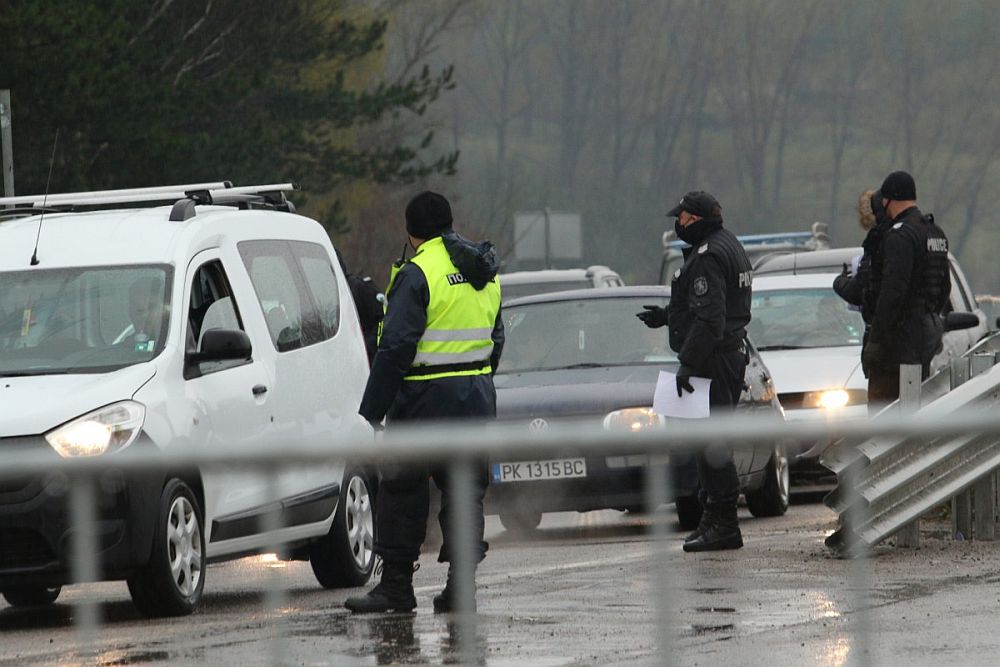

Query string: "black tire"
[[127, 479, 206, 617], [498, 505, 542, 533], [746, 448, 790, 518], [675, 495, 703, 531], [310, 468, 376, 588], [2, 586, 61, 607]]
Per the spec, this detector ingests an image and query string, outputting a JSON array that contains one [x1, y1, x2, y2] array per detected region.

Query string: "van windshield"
[[0, 265, 172, 376]]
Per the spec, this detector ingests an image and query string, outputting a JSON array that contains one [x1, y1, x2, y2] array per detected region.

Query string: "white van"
[[0, 183, 375, 616]]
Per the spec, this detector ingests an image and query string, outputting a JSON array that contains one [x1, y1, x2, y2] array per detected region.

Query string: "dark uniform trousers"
[[374, 375, 494, 565], [698, 348, 746, 507]]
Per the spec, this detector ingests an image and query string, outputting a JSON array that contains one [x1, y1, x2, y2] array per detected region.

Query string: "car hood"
[[495, 365, 672, 419], [758, 347, 865, 393], [0, 364, 156, 436]]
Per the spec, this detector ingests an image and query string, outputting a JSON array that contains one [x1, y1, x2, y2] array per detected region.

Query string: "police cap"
[[880, 171, 916, 201], [666, 191, 722, 218]]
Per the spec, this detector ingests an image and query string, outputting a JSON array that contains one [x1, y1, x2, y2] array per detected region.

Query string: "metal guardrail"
[[6, 411, 1000, 664], [821, 332, 1000, 552]]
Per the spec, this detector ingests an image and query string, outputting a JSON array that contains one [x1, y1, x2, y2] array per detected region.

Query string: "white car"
[[0, 183, 375, 616], [750, 271, 985, 488], [500, 266, 624, 300]]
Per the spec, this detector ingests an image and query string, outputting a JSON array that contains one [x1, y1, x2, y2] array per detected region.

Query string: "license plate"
[[490, 459, 587, 483]]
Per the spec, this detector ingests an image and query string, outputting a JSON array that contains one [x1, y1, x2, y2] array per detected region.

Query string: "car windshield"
[[0, 264, 172, 376], [497, 295, 676, 373], [749, 288, 864, 350], [503, 280, 590, 300]]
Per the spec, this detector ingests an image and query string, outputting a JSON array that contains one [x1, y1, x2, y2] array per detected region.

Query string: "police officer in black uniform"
[[862, 171, 950, 404], [833, 189, 892, 411], [637, 191, 752, 552]]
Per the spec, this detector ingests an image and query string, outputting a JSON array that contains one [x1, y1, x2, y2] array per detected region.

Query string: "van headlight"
[[603, 407, 665, 432], [802, 389, 867, 411], [45, 401, 145, 458]]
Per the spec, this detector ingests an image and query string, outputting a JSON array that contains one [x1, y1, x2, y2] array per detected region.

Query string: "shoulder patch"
[[672, 268, 681, 280], [698, 243, 709, 254], [892, 222, 903, 230], [693, 276, 709, 296]]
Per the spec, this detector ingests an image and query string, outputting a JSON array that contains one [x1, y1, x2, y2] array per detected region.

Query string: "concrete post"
[[951, 358, 972, 539], [895, 364, 922, 547], [970, 353, 999, 540], [0, 89, 13, 198]]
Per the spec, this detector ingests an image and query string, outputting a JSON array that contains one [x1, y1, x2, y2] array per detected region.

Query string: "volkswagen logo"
[[528, 418, 549, 432]]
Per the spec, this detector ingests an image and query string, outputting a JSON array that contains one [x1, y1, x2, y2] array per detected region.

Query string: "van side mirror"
[[944, 312, 980, 332], [189, 328, 252, 363]]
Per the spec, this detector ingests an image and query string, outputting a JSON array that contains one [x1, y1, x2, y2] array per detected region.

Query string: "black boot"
[[683, 506, 743, 552], [433, 565, 477, 614], [345, 560, 417, 613]]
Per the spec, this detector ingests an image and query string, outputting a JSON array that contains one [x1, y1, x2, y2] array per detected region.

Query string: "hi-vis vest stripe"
[[384, 237, 501, 381]]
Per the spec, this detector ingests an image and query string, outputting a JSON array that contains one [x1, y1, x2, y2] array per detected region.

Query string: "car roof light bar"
[[0, 182, 233, 207]]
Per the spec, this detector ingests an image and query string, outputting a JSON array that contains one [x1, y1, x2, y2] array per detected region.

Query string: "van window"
[[949, 264, 973, 312], [290, 241, 341, 339], [186, 260, 247, 378], [238, 241, 334, 351], [0, 264, 172, 376]]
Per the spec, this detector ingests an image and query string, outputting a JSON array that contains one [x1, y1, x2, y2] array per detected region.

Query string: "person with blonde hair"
[[833, 187, 890, 385]]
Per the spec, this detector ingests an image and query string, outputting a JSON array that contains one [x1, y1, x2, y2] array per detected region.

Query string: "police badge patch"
[[693, 277, 708, 296]]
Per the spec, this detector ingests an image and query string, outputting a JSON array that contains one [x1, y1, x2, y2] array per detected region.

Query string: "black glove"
[[862, 341, 883, 373], [637, 304, 669, 328], [676, 365, 695, 397], [840, 262, 851, 278]]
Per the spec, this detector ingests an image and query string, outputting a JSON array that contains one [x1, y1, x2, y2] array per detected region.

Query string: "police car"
[[0, 183, 375, 616]]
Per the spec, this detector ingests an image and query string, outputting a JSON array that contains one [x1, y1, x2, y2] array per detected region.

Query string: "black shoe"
[[433, 567, 477, 614], [682, 522, 743, 552], [345, 561, 417, 614]]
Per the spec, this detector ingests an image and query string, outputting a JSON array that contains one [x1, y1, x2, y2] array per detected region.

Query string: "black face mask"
[[675, 216, 722, 245]]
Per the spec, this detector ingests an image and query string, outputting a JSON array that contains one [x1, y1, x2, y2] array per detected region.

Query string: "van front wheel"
[[127, 479, 206, 617]]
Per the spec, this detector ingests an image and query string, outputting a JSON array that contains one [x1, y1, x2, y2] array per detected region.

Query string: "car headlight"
[[802, 389, 867, 410], [45, 401, 145, 458], [603, 407, 666, 432]]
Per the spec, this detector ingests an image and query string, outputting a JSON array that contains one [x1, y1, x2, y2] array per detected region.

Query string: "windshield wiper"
[[756, 345, 808, 351], [0, 368, 71, 377]]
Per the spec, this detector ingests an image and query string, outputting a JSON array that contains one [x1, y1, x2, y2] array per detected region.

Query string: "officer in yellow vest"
[[346, 191, 504, 614]]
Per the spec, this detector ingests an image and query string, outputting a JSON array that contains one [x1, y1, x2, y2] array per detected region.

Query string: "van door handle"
[[252, 385, 268, 397]]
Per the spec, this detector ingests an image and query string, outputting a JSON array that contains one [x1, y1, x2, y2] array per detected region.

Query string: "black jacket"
[[346, 273, 383, 364], [358, 234, 505, 424], [832, 220, 890, 324], [666, 219, 753, 373], [868, 206, 951, 366]]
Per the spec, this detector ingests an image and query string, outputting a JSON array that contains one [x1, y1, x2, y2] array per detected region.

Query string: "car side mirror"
[[944, 312, 980, 332], [189, 328, 252, 363]]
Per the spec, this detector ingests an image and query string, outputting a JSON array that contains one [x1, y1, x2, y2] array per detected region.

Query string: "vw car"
[[488, 286, 789, 531], [0, 183, 375, 616]]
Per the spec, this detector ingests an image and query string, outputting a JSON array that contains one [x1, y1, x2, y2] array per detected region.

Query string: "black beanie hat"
[[880, 171, 916, 201], [405, 191, 453, 239]]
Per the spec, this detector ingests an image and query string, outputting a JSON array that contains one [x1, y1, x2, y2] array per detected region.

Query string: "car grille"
[[0, 528, 56, 570], [0, 436, 48, 499], [778, 392, 805, 409]]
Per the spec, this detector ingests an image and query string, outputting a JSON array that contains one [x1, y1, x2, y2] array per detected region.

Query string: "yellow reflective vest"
[[382, 236, 502, 381]]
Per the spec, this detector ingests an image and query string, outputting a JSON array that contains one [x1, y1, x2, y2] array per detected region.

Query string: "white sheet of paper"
[[652, 371, 712, 419]]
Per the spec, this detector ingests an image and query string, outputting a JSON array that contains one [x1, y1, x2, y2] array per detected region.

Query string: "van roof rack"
[[0, 182, 300, 221]]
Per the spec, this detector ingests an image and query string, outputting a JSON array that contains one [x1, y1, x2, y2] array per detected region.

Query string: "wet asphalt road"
[[3, 503, 1000, 666]]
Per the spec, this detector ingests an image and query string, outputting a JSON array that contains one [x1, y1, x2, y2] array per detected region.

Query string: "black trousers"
[[695, 348, 746, 510], [374, 460, 490, 564]]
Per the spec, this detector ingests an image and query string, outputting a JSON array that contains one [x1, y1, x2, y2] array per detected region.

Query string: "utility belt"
[[404, 360, 490, 379]]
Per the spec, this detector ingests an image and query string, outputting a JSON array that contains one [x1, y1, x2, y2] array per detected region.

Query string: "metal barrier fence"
[[5, 409, 1000, 665]]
